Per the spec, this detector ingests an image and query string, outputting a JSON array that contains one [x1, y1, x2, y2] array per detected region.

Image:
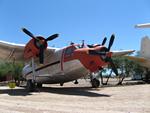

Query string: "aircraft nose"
[[74, 48, 109, 72]]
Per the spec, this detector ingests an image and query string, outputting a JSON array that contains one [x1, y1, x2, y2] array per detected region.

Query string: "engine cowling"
[[22, 28, 58, 64], [24, 36, 47, 60]]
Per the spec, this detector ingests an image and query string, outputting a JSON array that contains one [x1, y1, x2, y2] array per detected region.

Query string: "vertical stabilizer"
[[140, 36, 150, 58]]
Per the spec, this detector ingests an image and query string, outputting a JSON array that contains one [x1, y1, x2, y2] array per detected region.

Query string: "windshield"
[[64, 46, 76, 56]]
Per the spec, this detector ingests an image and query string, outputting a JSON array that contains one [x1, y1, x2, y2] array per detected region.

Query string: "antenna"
[[81, 40, 85, 48], [70, 41, 74, 45]]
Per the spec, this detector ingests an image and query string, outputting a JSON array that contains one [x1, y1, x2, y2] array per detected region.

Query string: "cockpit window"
[[65, 46, 76, 56]]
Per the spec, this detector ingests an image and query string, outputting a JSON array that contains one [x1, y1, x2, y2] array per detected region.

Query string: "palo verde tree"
[[117, 57, 134, 85], [112, 56, 144, 85], [0, 61, 24, 85]]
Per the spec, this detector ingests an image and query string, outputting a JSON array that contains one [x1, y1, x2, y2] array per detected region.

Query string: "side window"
[[65, 47, 76, 56]]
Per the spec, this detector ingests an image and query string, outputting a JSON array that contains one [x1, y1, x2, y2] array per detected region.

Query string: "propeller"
[[88, 34, 118, 76], [22, 28, 38, 40], [39, 44, 45, 64], [107, 34, 115, 51], [22, 28, 58, 64], [46, 34, 59, 41], [101, 37, 107, 45], [89, 34, 115, 55], [87, 37, 107, 48]]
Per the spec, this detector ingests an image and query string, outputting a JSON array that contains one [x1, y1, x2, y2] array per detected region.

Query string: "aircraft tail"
[[140, 36, 150, 59]]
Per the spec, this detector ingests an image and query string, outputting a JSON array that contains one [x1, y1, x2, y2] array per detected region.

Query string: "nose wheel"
[[91, 78, 100, 88]]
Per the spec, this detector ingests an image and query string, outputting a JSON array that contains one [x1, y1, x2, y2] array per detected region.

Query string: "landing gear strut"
[[91, 78, 100, 88], [26, 58, 37, 92], [26, 80, 35, 92]]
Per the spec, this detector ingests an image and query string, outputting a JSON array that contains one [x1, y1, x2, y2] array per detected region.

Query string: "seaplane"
[[0, 28, 134, 91]]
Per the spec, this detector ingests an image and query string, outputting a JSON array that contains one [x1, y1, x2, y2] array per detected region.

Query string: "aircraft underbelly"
[[25, 60, 89, 84]]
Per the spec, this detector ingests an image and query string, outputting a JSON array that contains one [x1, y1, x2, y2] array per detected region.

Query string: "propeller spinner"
[[22, 28, 58, 64]]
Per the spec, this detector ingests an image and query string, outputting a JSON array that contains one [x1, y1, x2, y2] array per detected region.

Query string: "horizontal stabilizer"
[[135, 23, 150, 28]]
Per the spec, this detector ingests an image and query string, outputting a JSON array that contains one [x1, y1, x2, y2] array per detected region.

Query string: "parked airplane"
[[126, 36, 150, 65], [0, 28, 134, 91], [126, 23, 150, 81]]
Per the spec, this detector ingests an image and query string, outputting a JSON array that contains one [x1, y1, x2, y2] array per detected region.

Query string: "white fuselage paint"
[[22, 48, 89, 84], [140, 36, 150, 59]]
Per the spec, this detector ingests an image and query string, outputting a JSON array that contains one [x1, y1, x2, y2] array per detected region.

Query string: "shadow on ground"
[[0, 86, 110, 97], [38, 87, 110, 97], [0, 88, 32, 96]]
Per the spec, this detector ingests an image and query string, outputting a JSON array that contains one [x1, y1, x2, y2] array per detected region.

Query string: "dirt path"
[[0, 81, 150, 113]]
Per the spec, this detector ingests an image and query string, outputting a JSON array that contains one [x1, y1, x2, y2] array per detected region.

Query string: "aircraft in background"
[[126, 36, 150, 66], [0, 28, 134, 91], [126, 23, 150, 81], [135, 23, 150, 28]]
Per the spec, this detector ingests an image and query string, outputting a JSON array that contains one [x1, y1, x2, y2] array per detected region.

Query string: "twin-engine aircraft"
[[0, 28, 134, 91]]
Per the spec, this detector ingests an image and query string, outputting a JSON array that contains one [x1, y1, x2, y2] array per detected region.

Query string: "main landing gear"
[[26, 80, 35, 92], [74, 80, 79, 84], [26, 80, 43, 92], [91, 78, 100, 88]]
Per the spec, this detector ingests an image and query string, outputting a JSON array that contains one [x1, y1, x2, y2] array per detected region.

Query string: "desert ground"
[[0, 80, 150, 113]]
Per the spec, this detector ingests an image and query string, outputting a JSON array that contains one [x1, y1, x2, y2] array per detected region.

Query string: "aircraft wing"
[[112, 50, 135, 57], [0, 40, 56, 62], [124, 56, 150, 68]]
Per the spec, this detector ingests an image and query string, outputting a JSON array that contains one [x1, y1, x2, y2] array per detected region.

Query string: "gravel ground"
[[0, 80, 150, 113]]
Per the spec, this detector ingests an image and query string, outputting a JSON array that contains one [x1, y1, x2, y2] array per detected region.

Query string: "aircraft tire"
[[60, 83, 64, 86], [26, 80, 35, 92], [91, 78, 100, 88], [74, 80, 79, 84]]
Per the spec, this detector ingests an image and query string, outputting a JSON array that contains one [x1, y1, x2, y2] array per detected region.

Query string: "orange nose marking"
[[78, 54, 108, 72], [24, 39, 39, 59]]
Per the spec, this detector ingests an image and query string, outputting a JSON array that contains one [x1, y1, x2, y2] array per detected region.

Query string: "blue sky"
[[0, 0, 150, 51]]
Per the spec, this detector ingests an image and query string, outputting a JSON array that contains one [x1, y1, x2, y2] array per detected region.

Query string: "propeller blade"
[[46, 34, 59, 41], [102, 37, 107, 45], [108, 34, 115, 51], [22, 28, 35, 39], [39, 45, 45, 64]]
